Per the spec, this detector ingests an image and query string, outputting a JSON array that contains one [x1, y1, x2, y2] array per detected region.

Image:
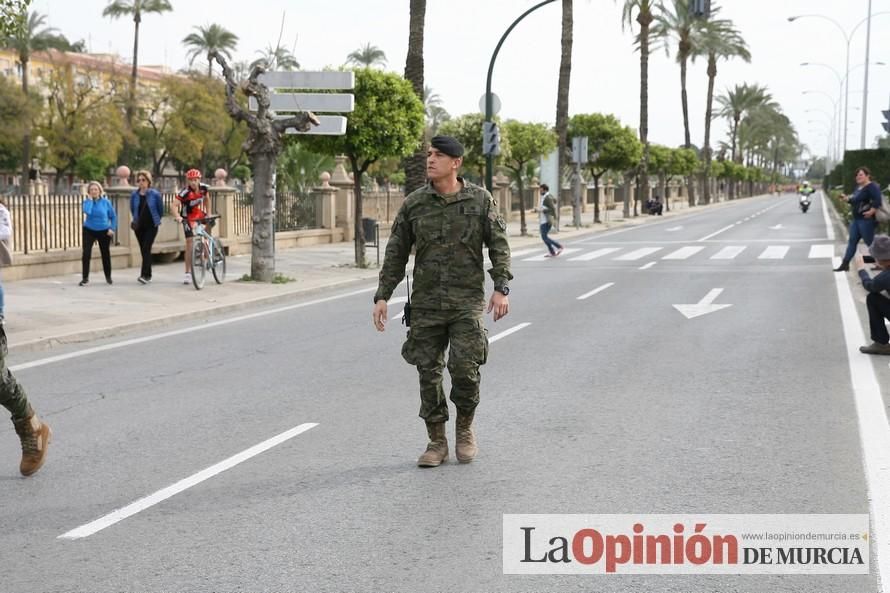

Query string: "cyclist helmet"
[[186, 169, 202, 179]]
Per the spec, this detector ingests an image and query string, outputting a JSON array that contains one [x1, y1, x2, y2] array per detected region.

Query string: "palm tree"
[[346, 42, 387, 68], [555, 0, 573, 226], [102, 0, 172, 126], [2, 11, 69, 189], [183, 23, 239, 77], [402, 0, 426, 194], [692, 16, 750, 204], [653, 0, 705, 205], [716, 83, 773, 198], [251, 44, 299, 71]]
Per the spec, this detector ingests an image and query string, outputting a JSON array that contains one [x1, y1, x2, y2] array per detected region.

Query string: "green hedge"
[[827, 148, 890, 193]]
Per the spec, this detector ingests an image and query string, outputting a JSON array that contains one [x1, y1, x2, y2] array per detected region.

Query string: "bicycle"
[[184, 215, 226, 290]]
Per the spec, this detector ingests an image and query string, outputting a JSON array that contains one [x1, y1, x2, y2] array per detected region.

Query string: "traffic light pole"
[[485, 0, 557, 192]]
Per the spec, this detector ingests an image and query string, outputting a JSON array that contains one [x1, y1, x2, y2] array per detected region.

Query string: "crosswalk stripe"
[[711, 246, 747, 260], [577, 282, 615, 300], [509, 248, 541, 259], [614, 247, 663, 261], [662, 246, 705, 260], [568, 247, 621, 261], [759, 245, 790, 259], [808, 245, 835, 259], [522, 248, 582, 261]]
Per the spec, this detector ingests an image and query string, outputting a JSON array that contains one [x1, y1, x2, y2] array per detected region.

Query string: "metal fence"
[[4, 193, 116, 254], [275, 192, 318, 231]]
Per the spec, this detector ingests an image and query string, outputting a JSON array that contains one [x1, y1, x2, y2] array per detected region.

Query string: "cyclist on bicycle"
[[175, 169, 210, 285]]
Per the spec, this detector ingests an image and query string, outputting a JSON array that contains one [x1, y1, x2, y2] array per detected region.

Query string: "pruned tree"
[[402, 0, 427, 195], [0, 1, 30, 38], [209, 50, 318, 281], [502, 120, 556, 236], [301, 68, 425, 267]]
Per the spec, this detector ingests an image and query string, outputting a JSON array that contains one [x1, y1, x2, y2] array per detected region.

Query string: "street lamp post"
[[789, 11, 890, 152], [485, 0, 557, 192], [803, 89, 840, 161]]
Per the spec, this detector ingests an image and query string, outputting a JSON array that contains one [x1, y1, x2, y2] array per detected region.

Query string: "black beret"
[[430, 135, 464, 158]]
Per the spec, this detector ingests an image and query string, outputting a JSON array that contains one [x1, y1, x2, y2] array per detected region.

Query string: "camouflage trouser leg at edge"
[[401, 309, 488, 422], [0, 332, 31, 422]]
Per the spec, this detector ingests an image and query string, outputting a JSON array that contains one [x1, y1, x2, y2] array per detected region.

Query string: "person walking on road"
[[856, 235, 890, 355], [130, 170, 164, 284], [835, 167, 883, 272], [372, 135, 512, 468], [0, 324, 51, 476], [174, 169, 209, 285], [80, 181, 117, 286], [538, 183, 564, 257]]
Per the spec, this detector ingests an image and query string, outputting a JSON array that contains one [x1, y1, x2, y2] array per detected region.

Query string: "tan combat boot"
[[13, 413, 52, 476], [417, 422, 448, 467], [455, 410, 477, 463]]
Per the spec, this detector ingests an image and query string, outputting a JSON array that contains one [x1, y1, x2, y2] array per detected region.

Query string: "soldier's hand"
[[372, 300, 388, 331], [488, 293, 509, 322]]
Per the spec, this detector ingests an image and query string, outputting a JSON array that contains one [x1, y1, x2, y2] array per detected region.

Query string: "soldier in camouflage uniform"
[[0, 324, 51, 476], [372, 135, 512, 468]]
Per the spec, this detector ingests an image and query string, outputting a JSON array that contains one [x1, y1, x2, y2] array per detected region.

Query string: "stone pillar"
[[209, 169, 237, 241], [106, 173, 137, 265], [493, 173, 511, 224], [313, 172, 337, 231], [329, 155, 354, 241]]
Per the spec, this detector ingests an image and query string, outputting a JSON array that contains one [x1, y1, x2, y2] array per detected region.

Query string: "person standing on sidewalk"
[[174, 169, 209, 285], [372, 135, 512, 468], [0, 324, 51, 476], [538, 183, 564, 257], [80, 181, 117, 286], [130, 170, 164, 284], [835, 166, 882, 272]]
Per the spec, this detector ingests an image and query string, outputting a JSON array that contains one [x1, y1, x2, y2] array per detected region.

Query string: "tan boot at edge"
[[455, 410, 477, 464], [13, 413, 52, 477], [417, 421, 448, 467]]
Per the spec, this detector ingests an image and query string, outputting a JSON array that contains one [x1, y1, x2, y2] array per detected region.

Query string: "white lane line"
[[711, 246, 747, 260], [488, 323, 531, 343], [639, 262, 657, 270], [809, 244, 835, 259], [614, 247, 663, 261], [758, 245, 790, 259], [522, 248, 582, 261], [577, 282, 614, 300], [662, 246, 705, 260], [568, 247, 621, 261], [11, 287, 377, 372], [509, 248, 542, 259], [59, 423, 319, 540], [820, 192, 836, 241], [834, 266, 890, 588], [698, 224, 736, 242]]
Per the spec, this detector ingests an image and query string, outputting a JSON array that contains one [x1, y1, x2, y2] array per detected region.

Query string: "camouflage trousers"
[[0, 326, 30, 422], [401, 308, 489, 423]]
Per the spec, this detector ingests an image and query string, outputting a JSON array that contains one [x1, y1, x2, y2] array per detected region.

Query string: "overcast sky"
[[30, 0, 890, 162]]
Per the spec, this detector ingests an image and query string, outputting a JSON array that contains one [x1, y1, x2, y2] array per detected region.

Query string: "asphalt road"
[[0, 192, 884, 593]]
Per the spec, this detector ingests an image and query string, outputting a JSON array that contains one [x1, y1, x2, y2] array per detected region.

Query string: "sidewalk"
[[2, 199, 738, 353]]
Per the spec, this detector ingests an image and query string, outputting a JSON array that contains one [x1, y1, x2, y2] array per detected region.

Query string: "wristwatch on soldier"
[[495, 285, 510, 296]]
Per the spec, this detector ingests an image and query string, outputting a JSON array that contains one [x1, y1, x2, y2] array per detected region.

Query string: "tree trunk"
[[702, 54, 717, 205], [350, 155, 366, 267], [21, 55, 30, 192], [250, 153, 277, 281], [555, 0, 572, 227], [681, 52, 697, 208], [636, 10, 652, 219], [623, 173, 632, 219], [593, 173, 601, 223], [127, 14, 140, 129], [402, 0, 427, 195]]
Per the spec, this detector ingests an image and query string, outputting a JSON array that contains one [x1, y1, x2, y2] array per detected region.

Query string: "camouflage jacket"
[[375, 178, 512, 311]]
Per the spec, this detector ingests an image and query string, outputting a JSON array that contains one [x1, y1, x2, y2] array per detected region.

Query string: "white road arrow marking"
[[769, 224, 784, 230], [673, 288, 732, 319]]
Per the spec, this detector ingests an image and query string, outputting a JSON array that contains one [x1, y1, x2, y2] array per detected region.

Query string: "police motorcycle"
[[799, 193, 811, 213]]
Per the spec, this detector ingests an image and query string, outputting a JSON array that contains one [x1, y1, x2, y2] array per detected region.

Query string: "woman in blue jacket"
[[130, 170, 164, 284], [80, 181, 117, 286], [835, 166, 883, 272]]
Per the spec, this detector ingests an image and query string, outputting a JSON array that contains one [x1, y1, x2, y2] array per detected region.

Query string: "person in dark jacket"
[[856, 234, 890, 354], [835, 166, 883, 272], [130, 170, 164, 284], [80, 181, 117, 286]]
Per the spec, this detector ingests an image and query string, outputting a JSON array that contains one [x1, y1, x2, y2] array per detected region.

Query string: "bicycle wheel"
[[211, 237, 226, 284], [190, 239, 207, 290]]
